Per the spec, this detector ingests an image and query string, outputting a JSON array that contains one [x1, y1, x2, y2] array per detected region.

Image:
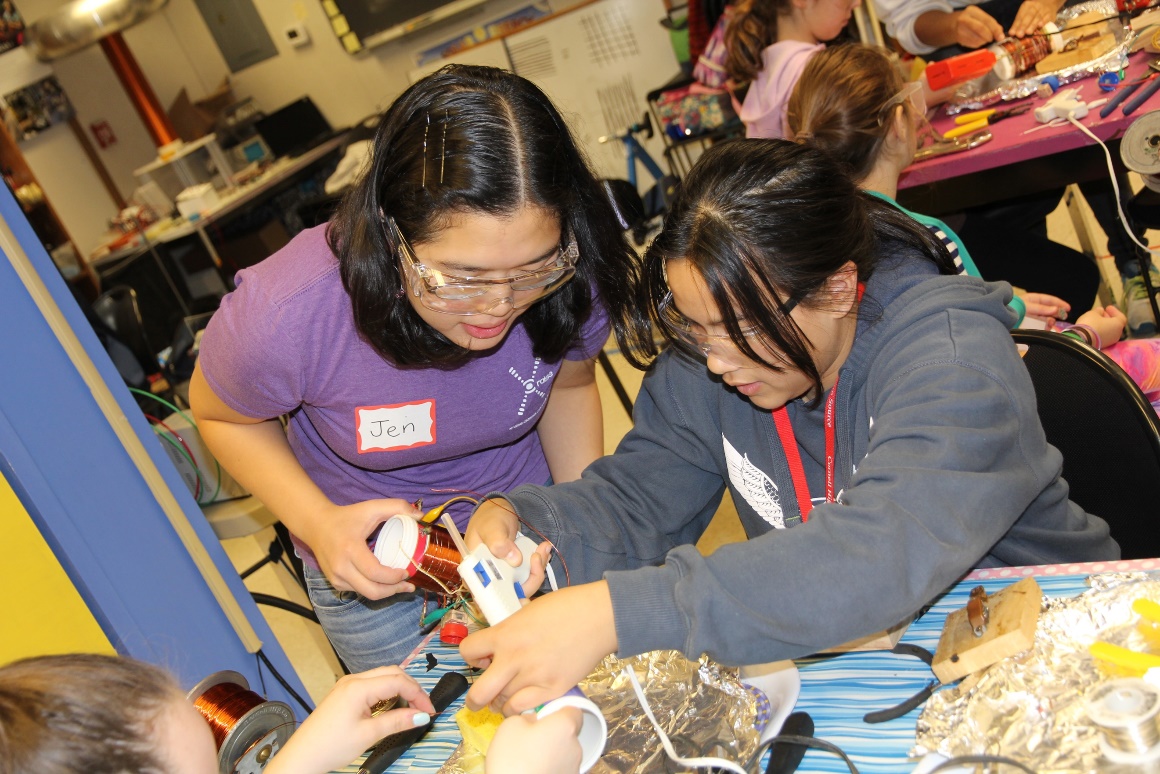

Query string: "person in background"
[[724, 0, 860, 138], [189, 64, 637, 673], [456, 139, 1116, 717], [0, 653, 581, 774], [873, 0, 1063, 57], [876, 0, 1154, 334], [787, 42, 1160, 413]]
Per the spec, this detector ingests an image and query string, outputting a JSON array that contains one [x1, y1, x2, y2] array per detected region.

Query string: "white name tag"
[[356, 400, 436, 453]]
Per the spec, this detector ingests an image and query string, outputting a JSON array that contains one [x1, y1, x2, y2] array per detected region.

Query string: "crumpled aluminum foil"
[[913, 573, 1160, 773], [946, 0, 1129, 113], [439, 650, 763, 774]]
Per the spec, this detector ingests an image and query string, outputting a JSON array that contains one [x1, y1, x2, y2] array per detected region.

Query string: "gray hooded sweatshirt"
[[503, 244, 1118, 666]]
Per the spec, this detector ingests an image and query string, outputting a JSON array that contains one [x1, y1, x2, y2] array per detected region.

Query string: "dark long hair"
[[622, 140, 957, 400], [0, 654, 179, 773], [327, 64, 637, 366]]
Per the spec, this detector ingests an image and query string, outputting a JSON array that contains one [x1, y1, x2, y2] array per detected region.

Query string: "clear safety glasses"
[[658, 291, 798, 360], [877, 81, 927, 126], [393, 218, 578, 316]]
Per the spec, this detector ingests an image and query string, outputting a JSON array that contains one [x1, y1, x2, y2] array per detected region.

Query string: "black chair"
[[92, 285, 162, 383], [1012, 330, 1160, 559]]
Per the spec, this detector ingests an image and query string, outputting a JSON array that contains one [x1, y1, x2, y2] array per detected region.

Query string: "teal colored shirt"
[[867, 190, 1027, 325]]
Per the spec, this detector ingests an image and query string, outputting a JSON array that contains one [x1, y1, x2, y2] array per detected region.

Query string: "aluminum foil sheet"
[[946, 1, 1128, 113], [913, 573, 1160, 773], [439, 650, 764, 774]]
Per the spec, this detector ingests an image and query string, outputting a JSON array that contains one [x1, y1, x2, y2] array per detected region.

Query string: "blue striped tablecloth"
[[334, 572, 1099, 773]]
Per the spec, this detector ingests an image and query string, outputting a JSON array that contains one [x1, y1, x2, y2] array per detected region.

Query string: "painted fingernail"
[[412, 711, 431, 726]]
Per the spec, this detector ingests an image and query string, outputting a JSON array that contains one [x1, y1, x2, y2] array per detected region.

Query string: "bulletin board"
[[503, 0, 678, 183], [407, 0, 680, 189]]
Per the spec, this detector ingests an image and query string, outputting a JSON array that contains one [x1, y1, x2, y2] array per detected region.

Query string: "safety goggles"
[[393, 218, 578, 316], [877, 81, 926, 126], [658, 291, 798, 360]]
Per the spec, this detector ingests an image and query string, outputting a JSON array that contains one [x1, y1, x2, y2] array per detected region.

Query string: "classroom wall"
[[0, 472, 114, 665], [14, 0, 578, 258]]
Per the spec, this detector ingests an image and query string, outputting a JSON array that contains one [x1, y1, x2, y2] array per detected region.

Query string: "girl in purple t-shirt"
[[190, 65, 637, 672]]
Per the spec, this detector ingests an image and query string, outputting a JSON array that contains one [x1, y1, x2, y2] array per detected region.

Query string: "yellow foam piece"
[[455, 705, 506, 755]]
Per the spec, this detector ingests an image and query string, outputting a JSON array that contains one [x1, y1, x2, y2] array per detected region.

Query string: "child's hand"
[[461, 581, 617, 715], [1009, 0, 1060, 38], [952, 6, 1005, 48], [1020, 292, 1071, 324], [307, 499, 422, 599], [265, 667, 436, 774], [1075, 305, 1128, 349], [465, 498, 523, 566], [485, 708, 584, 774]]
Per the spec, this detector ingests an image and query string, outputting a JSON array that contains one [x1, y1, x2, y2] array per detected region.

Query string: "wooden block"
[[822, 617, 912, 653], [1065, 9, 1109, 29], [1036, 34, 1118, 75], [931, 576, 1042, 684]]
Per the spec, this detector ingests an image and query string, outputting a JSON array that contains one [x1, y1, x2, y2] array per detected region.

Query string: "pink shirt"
[[740, 40, 824, 139]]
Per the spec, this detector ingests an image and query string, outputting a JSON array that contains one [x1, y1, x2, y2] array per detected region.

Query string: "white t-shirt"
[[874, 0, 983, 55]]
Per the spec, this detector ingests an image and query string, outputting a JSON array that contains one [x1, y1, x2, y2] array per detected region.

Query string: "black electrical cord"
[[742, 734, 861, 774], [250, 592, 319, 623], [256, 648, 314, 714]]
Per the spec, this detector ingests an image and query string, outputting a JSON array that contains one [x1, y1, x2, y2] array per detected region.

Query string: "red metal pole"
[[98, 31, 178, 148]]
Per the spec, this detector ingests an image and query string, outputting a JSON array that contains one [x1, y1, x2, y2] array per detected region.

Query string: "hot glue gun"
[[1034, 87, 1088, 123], [441, 516, 609, 773]]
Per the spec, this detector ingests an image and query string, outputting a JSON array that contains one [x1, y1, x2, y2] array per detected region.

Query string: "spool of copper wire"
[[188, 671, 295, 774], [373, 515, 465, 595]]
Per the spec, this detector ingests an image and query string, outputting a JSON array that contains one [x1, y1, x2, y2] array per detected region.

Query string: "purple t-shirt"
[[199, 225, 610, 568]]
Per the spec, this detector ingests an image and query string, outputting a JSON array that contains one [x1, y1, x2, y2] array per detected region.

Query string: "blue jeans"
[[304, 565, 429, 672]]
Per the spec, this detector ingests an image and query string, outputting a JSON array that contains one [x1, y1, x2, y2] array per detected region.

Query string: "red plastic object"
[[925, 49, 998, 91], [440, 620, 469, 645]]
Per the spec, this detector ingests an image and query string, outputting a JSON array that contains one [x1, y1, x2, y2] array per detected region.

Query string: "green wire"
[[151, 427, 210, 504], [128, 386, 224, 503]]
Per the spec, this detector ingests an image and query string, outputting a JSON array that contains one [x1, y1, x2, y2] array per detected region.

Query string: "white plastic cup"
[[535, 689, 607, 773]]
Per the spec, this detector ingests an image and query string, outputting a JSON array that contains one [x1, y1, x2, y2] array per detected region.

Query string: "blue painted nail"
[[412, 711, 431, 726]]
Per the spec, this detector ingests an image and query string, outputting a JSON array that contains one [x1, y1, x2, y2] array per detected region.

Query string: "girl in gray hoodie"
[[458, 140, 1118, 716]]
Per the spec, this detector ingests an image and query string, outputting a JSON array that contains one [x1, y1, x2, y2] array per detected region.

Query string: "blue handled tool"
[[1101, 78, 1145, 117], [1123, 74, 1160, 116]]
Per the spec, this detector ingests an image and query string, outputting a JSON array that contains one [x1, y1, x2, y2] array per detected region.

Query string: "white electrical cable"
[[622, 665, 749, 774], [1067, 113, 1160, 259]]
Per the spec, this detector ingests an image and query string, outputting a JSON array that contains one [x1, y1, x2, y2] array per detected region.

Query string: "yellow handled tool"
[[1090, 641, 1160, 676]]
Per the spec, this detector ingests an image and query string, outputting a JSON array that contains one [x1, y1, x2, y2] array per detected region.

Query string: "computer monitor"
[[254, 97, 335, 159]]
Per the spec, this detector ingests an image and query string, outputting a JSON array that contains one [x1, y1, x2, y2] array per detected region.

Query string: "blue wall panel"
[[0, 185, 310, 712]]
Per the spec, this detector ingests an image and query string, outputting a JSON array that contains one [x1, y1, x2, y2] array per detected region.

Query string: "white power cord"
[[1067, 112, 1160, 260], [622, 665, 749, 774]]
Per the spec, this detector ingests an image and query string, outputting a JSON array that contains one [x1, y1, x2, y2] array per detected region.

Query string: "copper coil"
[[193, 681, 268, 749], [410, 525, 465, 595]]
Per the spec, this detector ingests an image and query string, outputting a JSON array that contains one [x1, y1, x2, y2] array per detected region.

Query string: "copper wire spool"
[[997, 35, 1052, 75], [188, 671, 295, 774], [373, 516, 465, 595]]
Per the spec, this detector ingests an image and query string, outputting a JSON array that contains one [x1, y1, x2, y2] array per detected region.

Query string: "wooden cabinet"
[[0, 117, 99, 300]]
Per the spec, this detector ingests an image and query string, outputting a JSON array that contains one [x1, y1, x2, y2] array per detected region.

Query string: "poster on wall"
[[415, 3, 551, 66], [0, 0, 25, 54], [2, 76, 74, 141]]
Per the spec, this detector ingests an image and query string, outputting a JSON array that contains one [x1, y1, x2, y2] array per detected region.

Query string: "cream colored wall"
[[15, 0, 559, 259]]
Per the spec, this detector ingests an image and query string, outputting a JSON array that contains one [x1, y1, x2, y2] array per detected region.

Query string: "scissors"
[[913, 128, 992, 162], [943, 104, 1033, 139]]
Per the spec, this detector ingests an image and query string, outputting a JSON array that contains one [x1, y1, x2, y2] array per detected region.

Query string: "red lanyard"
[[771, 377, 839, 523]]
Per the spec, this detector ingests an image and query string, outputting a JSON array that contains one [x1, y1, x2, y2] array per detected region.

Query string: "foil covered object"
[[913, 573, 1160, 772], [440, 650, 763, 774], [946, 0, 1128, 113]]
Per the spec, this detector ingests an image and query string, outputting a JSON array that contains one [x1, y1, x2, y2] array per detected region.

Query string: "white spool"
[[1121, 110, 1160, 193], [1086, 678, 1160, 765]]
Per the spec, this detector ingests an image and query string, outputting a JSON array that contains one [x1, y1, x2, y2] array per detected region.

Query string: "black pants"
[[957, 189, 1102, 315]]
